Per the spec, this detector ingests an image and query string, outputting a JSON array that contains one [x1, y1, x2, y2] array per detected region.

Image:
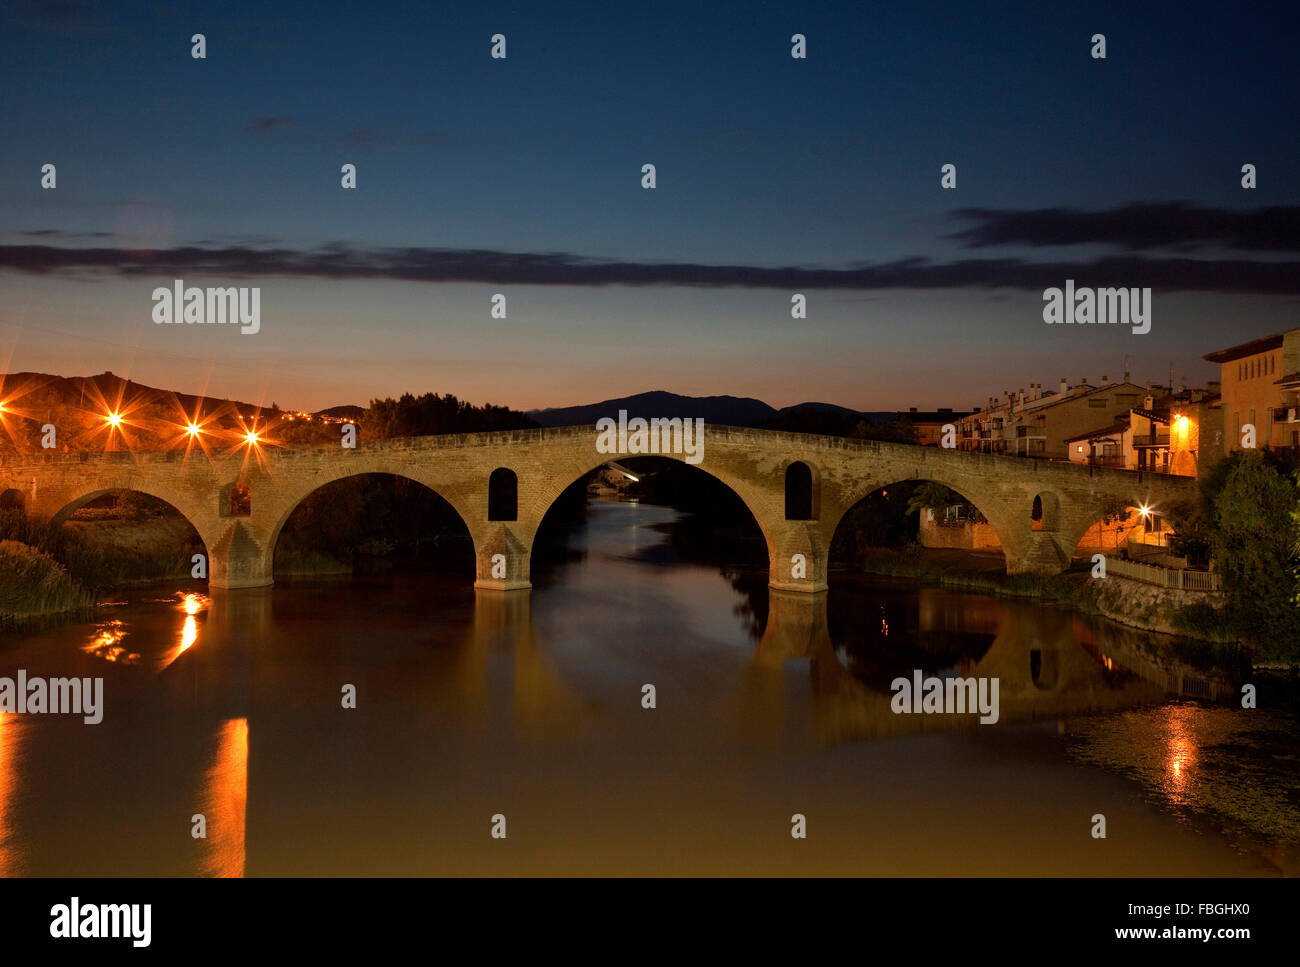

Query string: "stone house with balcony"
[[1063, 388, 1220, 477]]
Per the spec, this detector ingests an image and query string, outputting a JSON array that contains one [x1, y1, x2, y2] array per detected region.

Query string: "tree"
[[1209, 451, 1300, 655], [906, 482, 964, 518]]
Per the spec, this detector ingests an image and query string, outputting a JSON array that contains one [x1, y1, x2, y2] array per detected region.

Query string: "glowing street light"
[[105, 411, 123, 428], [186, 423, 202, 438], [1138, 504, 1151, 518]]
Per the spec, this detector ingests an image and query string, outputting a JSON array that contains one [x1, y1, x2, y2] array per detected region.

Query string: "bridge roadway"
[[0, 424, 1193, 591]]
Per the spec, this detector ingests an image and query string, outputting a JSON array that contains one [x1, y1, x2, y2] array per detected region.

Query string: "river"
[[0, 500, 1296, 875]]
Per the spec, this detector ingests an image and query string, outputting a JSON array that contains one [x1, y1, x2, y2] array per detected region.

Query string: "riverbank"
[[0, 540, 94, 622], [847, 546, 1289, 661]]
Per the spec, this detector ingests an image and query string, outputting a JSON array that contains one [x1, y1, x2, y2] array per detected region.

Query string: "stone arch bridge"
[[0, 425, 1193, 592]]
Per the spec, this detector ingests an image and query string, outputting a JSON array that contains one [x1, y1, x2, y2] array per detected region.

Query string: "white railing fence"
[[1104, 555, 1223, 592]]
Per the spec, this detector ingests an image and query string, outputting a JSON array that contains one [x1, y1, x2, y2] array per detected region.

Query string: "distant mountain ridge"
[[527, 391, 778, 428], [0, 371, 351, 421], [1, 373, 957, 432], [526, 390, 942, 428]]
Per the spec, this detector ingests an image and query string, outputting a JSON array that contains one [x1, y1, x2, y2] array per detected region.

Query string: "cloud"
[[243, 115, 294, 136], [949, 202, 1300, 252], [241, 116, 442, 148], [17, 229, 111, 240], [2, 243, 1299, 294], [4, 0, 104, 31]]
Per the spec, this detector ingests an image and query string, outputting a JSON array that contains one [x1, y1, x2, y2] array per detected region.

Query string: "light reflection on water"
[[0, 501, 1292, 876], [199, 718, 248, 878], [82, 621, 139, 664], [0, 712, 25, 875]]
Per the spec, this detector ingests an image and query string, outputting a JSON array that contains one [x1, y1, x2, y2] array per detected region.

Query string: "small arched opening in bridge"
[[221, 482, 252, 518], [1030, 492, 1060, 533], [488, 468, 518, 521], [829, 479, 1008, 574], [45, 488, 209, 590], [272, 472, 474, 579], [532, 455, 770, 635], [784, 461, 818, 520]]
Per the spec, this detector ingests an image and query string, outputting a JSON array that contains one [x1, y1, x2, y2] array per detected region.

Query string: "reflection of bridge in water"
[[0, 578, 1234, 875], [753, 590, 1235, 742], [167, 583, 1235, 810]]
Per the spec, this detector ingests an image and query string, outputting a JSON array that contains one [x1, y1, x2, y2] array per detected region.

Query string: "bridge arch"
[[44, 484, 211, 539], [528, 453, 775, 580], [266, 470, 477, 581], [41, 485, 213, 585], [0, 488, 24, 511], [828, 475, 1017, 571], [1058, 492, 1159, 564]]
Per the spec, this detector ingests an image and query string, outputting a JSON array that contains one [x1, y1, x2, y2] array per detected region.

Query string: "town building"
[[1203, 327, 1300, 456], [958, 377, 1149, 459], [895, 407, 972, 447], [1063, 387, 1221, 477]]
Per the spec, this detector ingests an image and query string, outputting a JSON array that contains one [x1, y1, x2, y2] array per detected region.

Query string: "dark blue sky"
[[2, 0, 1297, 411]]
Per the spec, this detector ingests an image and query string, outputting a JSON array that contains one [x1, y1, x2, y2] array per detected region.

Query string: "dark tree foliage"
[[1167, 451, 1300, 657], [756, 408, 920, 445], [1207, 452, 1300, 655], [362, 393, 538, 439], [277, 473, 474, 573]]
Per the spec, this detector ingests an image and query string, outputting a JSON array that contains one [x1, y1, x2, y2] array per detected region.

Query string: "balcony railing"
[[1132, 434, 1171, 448]]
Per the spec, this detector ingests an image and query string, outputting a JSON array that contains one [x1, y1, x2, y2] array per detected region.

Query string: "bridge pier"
[[472, 525, 533, 591], [766, 522, 829, 593], [208, 520, 275, 590], [1005, 533, 1074, 576]]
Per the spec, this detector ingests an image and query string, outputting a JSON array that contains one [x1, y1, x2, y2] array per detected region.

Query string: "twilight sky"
[[2, 0, 1298, 413]]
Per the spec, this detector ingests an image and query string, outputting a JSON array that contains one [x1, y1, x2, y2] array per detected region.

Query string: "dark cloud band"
[[2, 243, 1298, 293], [950, 202, 1300, 252]]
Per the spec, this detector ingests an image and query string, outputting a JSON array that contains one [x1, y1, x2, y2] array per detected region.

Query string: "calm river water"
[[1, 501, 1296, 875]]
